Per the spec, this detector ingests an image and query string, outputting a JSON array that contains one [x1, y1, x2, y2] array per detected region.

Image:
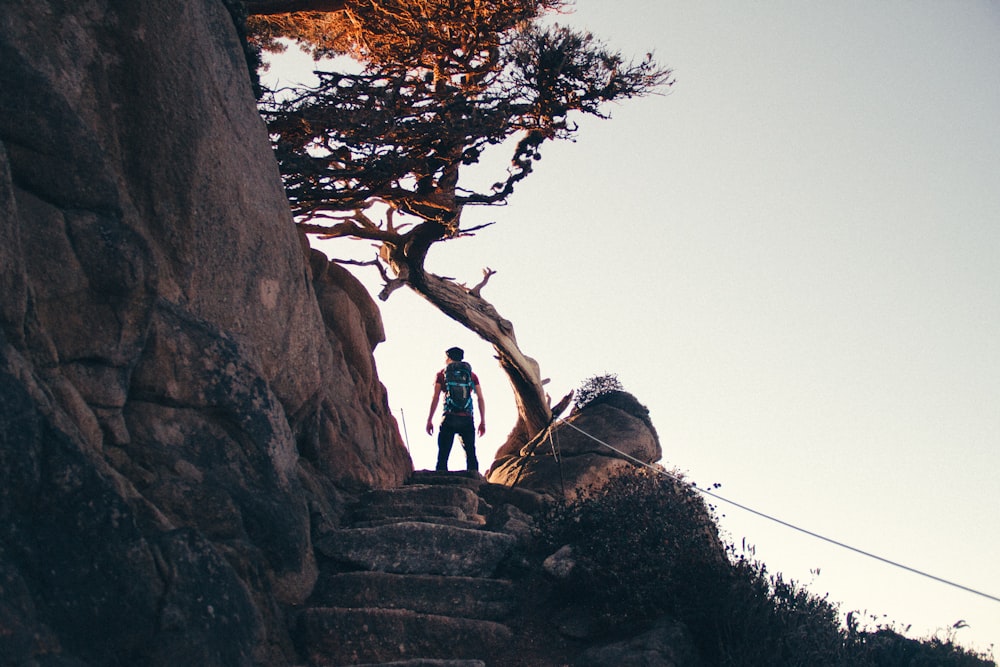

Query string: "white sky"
[[263, 0, 1000, 656]]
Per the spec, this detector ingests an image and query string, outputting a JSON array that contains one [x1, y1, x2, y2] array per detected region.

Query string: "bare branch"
[[378, 278, 408, 301], [327, 257, 380, 268], [468, 267, 497, 298], [551, 390, 574, 418], [296, 221, 359, 238], [296, 216, 402, 244], [456, 221, 497, 237], [326, 253, 410, 302]]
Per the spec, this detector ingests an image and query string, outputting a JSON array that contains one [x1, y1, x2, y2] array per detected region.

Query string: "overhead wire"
[[553, 415, 1000, 605]]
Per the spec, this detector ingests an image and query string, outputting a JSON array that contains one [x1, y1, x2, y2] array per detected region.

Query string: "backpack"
[[443, 361, 475, 415]]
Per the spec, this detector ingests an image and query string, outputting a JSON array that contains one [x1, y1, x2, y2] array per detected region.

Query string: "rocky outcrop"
[[488, 391, 662, 498], [1, 1, 409, 664]]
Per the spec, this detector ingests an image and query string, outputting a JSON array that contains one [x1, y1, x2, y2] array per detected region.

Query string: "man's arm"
[[475, 381, 486, 436], [426, 379, 442, 435]]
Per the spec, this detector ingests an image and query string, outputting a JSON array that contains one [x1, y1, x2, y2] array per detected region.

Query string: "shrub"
[[538, 467, 727, 635], [533, 466, 996, 666], [572, 373, 625, 411], [714, 549, 845, 665]]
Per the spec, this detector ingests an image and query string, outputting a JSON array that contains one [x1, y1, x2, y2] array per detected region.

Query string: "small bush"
[[843, 616, 995, 667], [571, 373, 657, 434], [572, 373, 625, 411]]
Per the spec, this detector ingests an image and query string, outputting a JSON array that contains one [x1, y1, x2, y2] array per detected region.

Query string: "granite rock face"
[[0, 1, 410, 664]]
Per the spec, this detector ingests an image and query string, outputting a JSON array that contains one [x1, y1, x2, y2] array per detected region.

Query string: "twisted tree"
[[248, 0, 672, 446]]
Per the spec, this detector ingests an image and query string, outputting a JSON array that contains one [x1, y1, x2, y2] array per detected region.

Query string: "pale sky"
[[265, 0, 1000, 656]]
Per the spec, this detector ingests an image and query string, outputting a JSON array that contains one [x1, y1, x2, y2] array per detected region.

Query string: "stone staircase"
[[294, 471, 540, 667]]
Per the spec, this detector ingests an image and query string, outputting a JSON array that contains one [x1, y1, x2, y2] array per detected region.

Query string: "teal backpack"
[[443, 361, 474, 414]]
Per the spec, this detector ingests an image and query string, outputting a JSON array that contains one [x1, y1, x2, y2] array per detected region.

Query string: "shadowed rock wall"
[[0, 1, 410, 664]]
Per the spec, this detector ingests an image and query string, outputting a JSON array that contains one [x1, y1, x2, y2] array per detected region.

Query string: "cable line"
[[554, 416, 1000, 605]]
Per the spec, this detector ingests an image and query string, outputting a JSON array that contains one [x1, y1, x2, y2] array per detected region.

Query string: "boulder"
[[488, 392, 661, 498], [542, 545, 577, 581]]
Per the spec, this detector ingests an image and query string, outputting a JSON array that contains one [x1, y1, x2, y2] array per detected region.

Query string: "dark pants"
[[437, 413, 478, 472]]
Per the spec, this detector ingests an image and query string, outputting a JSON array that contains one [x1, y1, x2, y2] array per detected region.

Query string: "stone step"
[[315, 522, 516, 578], [358, 485, 483, 519], [351, 516, 487, 531], [349, 661, 485, 667], [295, 607, 511, 666], [408, 470, 485, 491], [311, 571, 517, 621], [350, 503, 485, 526]]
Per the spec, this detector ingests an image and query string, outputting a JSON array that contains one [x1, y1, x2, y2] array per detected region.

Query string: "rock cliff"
[[1, 1, 410, 664]]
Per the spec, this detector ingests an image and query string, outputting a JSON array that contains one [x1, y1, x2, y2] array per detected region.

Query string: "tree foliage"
[[249, 0, 562, 65], [257, 17, 672, 227]]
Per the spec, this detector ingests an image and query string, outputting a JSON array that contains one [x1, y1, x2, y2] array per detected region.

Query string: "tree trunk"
[[413, 272, 552, 440], [381, 225, 553, 445]]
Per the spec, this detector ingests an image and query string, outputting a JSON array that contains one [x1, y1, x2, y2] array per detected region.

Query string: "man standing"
[[426, 346, 486, 472]]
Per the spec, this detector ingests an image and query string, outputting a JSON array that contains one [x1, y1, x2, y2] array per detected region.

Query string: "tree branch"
[[296, 217, 402, 244], [456, 221, 497, 236], [378, 278, 409, 301], [467, 267, 496, 298], [325, 253, 410, 301], [327, 257, 380, 268]]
